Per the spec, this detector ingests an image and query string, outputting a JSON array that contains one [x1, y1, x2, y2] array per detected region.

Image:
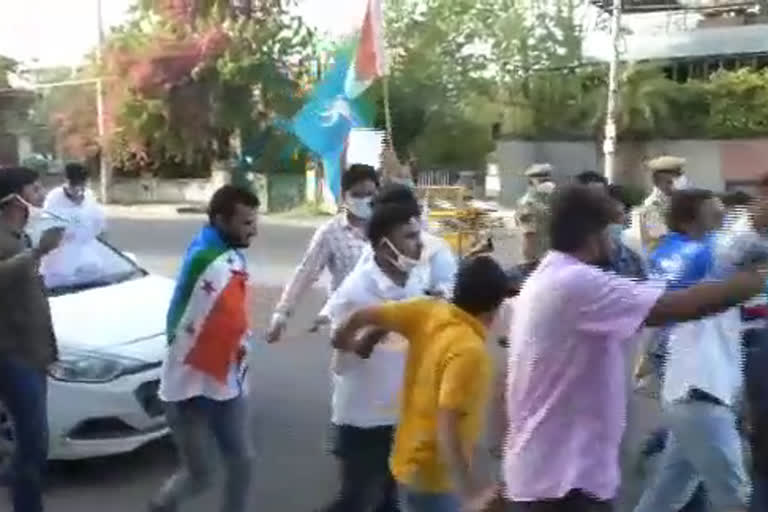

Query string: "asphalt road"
[[5, 213, 662, 512]]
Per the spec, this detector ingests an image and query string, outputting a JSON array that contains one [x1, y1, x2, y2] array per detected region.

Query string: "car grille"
[[134, 380, 164, 418]]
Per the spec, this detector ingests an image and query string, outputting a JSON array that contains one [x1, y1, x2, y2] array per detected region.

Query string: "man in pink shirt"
[[502, 185, 766, 511]]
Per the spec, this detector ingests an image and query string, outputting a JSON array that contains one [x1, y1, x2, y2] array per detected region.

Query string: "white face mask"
[[382, 237, 420, 273], [391, 177, 414, 188], [345, 195, 373, 220]]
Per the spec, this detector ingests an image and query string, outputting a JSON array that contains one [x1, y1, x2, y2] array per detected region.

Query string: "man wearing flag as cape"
[[150, 185, 260, 512]]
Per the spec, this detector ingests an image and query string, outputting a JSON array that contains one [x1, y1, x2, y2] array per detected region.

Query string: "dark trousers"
[[744, 328, 768, 512], [506, 489, 612, 512], [321, 424, 399, 512], [0, 357, 49, 512]]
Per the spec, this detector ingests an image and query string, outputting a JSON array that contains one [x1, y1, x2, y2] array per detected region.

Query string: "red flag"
[[345, 0, 387, 99]]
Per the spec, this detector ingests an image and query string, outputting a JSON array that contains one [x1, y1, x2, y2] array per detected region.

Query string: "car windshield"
[[26, 217, 145, 296]]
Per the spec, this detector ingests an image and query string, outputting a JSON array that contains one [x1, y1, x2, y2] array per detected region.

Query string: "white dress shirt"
[[41, 187, 107, 288], [324, 255, 428, 427], [662, 310, 743, 406]]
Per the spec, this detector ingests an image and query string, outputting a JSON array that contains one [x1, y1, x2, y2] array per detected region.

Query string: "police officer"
[[635, 156, 686, 253], [514, 163, 555, 268]]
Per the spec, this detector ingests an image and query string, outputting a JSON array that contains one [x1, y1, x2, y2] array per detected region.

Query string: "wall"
[[494, 137, 768, 207], [105, 170, 304, 213], [109, 177, 220, 205]]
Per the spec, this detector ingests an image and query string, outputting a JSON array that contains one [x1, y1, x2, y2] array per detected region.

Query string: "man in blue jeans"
[[150, 185, 259, 512], [0, 166, 65, 512]]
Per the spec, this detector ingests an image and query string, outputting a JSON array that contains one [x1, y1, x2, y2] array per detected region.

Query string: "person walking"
[[319, 200, 428, 512], [150, 185, 260, 512], [40, 162, 106, 287], [633, 156, 686, 254], [332, 256, 509, 512], [267, 164, 379, 343], [501, 185, 766, 512], [711, 176, 768, 512], [350, 183, 457, 298], [0, 166, 64, 512], [634, 189, 746, 512], [514, 164, 555, 267]]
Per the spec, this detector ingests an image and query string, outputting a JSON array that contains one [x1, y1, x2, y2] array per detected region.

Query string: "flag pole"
[[383, 75, 394, 149]]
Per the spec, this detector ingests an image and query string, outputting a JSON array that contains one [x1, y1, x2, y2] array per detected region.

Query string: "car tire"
[[0, 396, 16, 485]]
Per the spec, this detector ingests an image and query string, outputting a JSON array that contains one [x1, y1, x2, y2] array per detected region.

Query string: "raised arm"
[[331, 299, 427, 356], [271, 226, 331, 322], [646, 267, 765, 326]]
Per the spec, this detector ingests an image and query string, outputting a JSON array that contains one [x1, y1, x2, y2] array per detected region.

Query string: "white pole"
[[96, 0, 110, 203], [603, 0, 622, 184]]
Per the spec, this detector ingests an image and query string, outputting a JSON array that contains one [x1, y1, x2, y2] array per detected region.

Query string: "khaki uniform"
[[514, 184, 554, 261], [636, 189, 670, 254]]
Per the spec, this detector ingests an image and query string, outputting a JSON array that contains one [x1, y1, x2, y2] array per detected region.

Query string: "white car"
[[0, 228, 174, 473]]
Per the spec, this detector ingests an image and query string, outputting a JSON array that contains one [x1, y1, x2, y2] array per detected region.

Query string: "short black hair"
[[550, 185, 615, 253], [366, 201, 421, 246], [721, 190, 752, 208], [373, 183, 420, 211], [0, 166, 39, 204], [666, 189, 714, 234], [607, 184, 631, 209], [342, 164, 379, 193], [207, 184, 260, 222], [453, 255, 509, 316], [575, 171, 607, 187], [64, 163, 88, 185]]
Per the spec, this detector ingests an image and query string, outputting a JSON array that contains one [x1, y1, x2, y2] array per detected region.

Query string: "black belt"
[[687, 388, 726, 407]]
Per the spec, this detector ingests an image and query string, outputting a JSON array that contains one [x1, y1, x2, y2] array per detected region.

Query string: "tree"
[[372, 0, 497, 169], [98, 0, 316, 178]]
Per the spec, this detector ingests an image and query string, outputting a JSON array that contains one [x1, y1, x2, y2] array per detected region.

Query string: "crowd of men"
[[2, 153, 768, 512]]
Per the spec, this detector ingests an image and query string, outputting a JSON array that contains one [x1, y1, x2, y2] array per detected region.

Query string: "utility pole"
[[96, 0, 110, 203], [603, 0, 622, 184]]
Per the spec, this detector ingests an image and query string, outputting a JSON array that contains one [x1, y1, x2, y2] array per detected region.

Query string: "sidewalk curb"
[[106, 204, 329, 228]]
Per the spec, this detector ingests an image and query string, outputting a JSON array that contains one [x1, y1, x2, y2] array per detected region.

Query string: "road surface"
[[4, 212, 662, 511]]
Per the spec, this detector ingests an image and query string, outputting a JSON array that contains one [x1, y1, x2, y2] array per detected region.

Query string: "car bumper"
[[47, 366, 169, 460]]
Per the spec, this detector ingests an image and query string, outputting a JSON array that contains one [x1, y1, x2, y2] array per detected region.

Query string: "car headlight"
[[48, 351, 153, 383]]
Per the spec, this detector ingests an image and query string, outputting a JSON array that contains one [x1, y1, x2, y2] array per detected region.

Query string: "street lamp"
[[603, 0, 622, 184], [95, 0, 110, 203]]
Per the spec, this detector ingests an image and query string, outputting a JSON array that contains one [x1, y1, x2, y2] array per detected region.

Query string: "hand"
[[266, 315, 286, 344], [37, 227, 65, 256], [462, 485, 500, 512]]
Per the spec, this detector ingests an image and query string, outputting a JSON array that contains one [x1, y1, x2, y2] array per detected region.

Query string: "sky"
[[0, 0, 368, 68]]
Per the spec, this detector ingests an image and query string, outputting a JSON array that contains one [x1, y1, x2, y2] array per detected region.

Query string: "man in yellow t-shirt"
[[332, 255, 510, 512]]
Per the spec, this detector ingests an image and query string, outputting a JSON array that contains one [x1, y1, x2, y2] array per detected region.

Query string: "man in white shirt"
[[41, 163, 106, 288], [320, 200, 428, 512], [267, 164, 379, 343], [353, 183, 457, 298], [635, 190, 750, 512]]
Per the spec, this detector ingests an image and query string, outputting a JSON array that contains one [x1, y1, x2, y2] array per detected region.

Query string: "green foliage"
[[501, 63, 768, 141], [374, 0, 497, 169], [95, 0, 316, 178], [705, 68, 768, 137]]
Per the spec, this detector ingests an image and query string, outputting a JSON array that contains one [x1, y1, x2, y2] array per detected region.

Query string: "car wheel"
[[0, 397, 16, 482]]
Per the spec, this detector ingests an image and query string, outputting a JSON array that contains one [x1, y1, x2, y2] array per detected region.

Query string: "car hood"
[[49, 274, 175, 361]]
